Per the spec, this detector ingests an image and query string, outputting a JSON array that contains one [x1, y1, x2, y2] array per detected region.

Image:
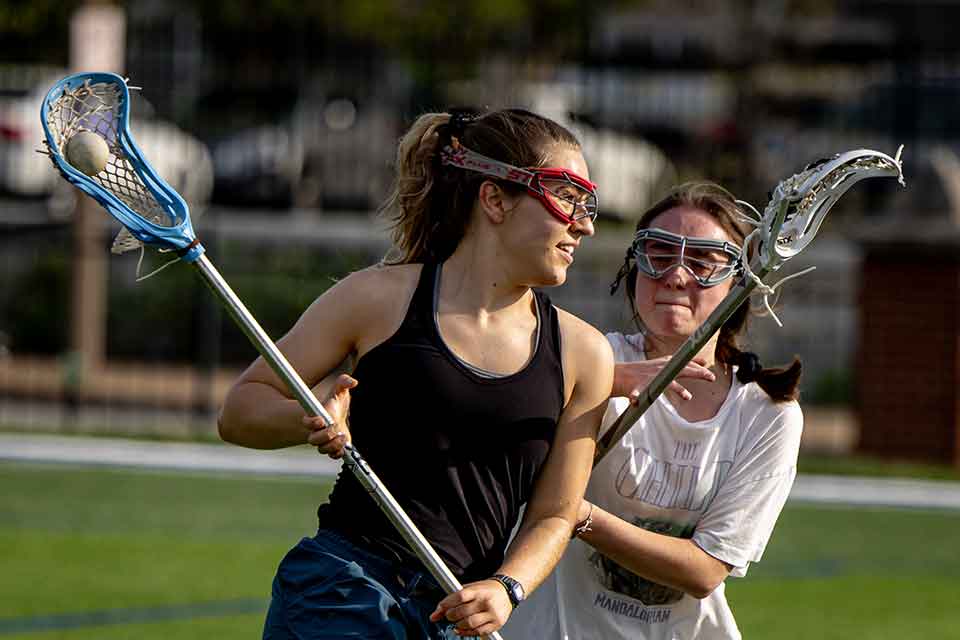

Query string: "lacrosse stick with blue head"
[[594, 147, 905, 463], [40, 71, 502, 639]]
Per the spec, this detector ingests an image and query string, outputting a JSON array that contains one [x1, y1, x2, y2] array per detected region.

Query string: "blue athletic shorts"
[[262, 529, 475, 639]]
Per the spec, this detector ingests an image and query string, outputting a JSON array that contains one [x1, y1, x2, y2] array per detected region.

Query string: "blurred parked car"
[[294, 96, 399, 210], [211, 123, 304, 208], [522, 82, 677, 221], [210, 94, 399, 211], [0, 65, 62, 197], [0, 65, 213, 218]]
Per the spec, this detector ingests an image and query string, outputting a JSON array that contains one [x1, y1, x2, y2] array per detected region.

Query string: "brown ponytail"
[[618, 181, 802, 403], [714, 301, 802, 402], [379, 112, 456, 265], [380, 108, 581, 265]]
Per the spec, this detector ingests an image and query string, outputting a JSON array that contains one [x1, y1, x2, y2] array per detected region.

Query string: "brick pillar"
[[856, 237, 960, 467], [68, 5, 126, 387]]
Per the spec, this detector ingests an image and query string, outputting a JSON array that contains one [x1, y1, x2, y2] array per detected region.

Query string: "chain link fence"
[[4, 1, 960, 456]]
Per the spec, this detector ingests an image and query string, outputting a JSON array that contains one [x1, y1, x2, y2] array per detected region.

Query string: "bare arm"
[[497, 321, 614, 592], [576, 501, 732, 599], [217, 266, 415, 450]]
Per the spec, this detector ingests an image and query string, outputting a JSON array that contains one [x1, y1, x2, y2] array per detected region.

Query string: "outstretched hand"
[[429, 579, 513, 637], [304, 373, 357, 459], [615, 356, 715, 403]]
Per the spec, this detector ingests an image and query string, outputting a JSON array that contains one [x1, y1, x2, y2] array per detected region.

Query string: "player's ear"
[[478, 180, 515, 224]]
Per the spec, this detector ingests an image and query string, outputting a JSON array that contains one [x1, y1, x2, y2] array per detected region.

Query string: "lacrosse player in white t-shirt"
[[505, 182, 804, 640]]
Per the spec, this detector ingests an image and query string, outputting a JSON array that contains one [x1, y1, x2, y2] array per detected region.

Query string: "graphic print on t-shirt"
[[589, 518, 695, 605], [590, 435, 734, 605], [615, 444, 733, 512]]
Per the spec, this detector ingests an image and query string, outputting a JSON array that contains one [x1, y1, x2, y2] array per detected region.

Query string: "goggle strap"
[[440, 139, 598, 223], [439, 140, 535, 187]]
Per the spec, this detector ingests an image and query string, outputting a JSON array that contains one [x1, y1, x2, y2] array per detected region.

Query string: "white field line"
[[3, 433, 960, 510], [0, 432, 340, 477], [790, 473, 960, 510]]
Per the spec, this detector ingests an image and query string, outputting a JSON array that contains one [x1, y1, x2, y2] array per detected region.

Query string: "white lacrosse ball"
[[65, 131, 110, 176]]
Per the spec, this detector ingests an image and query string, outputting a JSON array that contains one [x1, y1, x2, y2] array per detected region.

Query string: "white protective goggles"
[[631, 228, 743, 287]]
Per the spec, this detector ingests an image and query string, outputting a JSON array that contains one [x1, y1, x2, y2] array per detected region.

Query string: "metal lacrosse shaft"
[[594, 198, 789, 465], [191, 254, 504, 640]]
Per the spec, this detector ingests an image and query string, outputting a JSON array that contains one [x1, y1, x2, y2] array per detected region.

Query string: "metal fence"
[[3, 1, 959, 453], [0, 197, 859, 440]]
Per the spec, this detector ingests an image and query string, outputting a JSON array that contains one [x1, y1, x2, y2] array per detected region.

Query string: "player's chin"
[[653, 318, 696, 339], [525, 252, 570, 287], [539, 262, 569, 287]]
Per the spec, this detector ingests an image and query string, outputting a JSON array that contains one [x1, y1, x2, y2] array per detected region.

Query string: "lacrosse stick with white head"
[[594, 148, 905, 463], [40, 71, 504, 640]]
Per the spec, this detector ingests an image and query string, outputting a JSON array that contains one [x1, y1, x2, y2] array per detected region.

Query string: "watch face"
[[494, 575, 524, 606]]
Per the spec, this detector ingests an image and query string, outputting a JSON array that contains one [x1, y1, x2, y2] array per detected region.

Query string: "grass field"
[[2, 462, 959, 639]]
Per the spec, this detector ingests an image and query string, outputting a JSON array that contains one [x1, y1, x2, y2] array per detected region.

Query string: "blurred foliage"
[[193, 0, 611, 51], [4, 250, 70, 355], [106, 256, 204, 362], [0, 0, 79, 63], [804, 367, 852, 406], [798, 453, 960, 482], [0, 0, 77, 32], [0, 0, 904, 71], [213, 241, 373, 364], [338, 1, 584, 62], [105, 241, 375, 364], [3, 239, 374, 365], [3, 0, 618, 69], [187, 0, 631, 88]]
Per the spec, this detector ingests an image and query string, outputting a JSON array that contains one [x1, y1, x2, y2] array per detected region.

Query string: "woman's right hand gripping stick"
[[305, 373, 357, 459]]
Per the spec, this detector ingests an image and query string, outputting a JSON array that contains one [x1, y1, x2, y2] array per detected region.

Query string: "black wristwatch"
[[491, 574, 525, 609]]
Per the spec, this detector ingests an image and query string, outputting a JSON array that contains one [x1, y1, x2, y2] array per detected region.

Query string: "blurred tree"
[[0, 0, 81, 62], [180, 0, 631, 128], [0, 0, 77, 32], [189, 0, 627, 77]]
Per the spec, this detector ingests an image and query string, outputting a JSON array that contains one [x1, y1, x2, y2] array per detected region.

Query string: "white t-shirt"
[[505, 332, 803, 640]]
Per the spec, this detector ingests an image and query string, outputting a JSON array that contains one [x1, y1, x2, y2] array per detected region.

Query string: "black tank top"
[[318, 262, 565, 582]]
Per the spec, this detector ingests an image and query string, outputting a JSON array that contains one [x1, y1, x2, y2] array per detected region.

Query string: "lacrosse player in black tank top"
[[219, 108, 614, 639]]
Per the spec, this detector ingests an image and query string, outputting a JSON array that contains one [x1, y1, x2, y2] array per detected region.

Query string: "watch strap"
[[491, 573, 524, 608]]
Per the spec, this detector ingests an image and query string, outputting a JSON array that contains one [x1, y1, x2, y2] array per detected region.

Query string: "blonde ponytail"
[[380, 113, 450, 264]]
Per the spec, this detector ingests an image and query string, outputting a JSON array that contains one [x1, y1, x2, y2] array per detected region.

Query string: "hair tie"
[[447, 108, 480, 138], [736, 351, 763, 383]]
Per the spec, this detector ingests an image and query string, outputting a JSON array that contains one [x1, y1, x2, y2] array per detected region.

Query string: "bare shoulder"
[[553, 306, 614, 403], [330, 262, 422, 299], [313, 263, 421, 317], [554, 306, 612, 361], [302, 262, 422, 356]]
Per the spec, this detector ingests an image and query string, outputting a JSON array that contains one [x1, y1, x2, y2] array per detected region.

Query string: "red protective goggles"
[[440, 140, 598, 225]]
